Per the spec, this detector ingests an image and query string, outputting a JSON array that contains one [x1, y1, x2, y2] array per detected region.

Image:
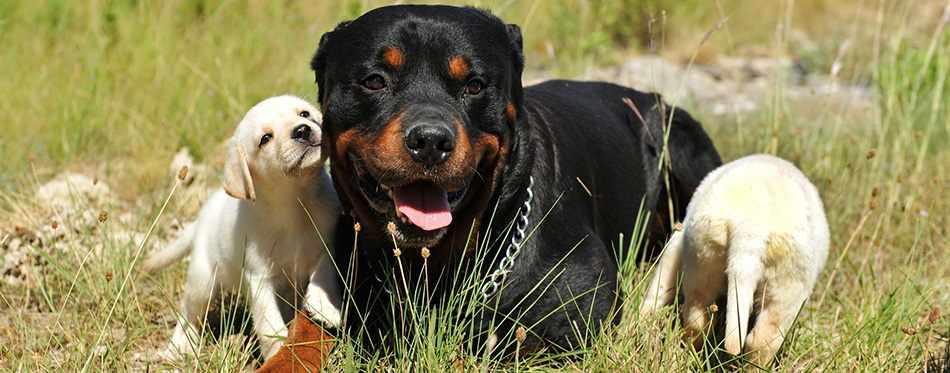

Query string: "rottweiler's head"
[[311, 5, 525, 249]]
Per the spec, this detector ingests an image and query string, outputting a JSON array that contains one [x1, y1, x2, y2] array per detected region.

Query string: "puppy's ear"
[[224, 142, 257, 202]]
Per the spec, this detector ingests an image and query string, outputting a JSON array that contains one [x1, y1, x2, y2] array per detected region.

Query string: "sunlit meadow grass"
[[1, 0, 948, 371]]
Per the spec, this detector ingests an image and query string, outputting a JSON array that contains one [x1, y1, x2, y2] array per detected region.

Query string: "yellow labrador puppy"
[[641, 154, 829, 367], [144, 95, 342, 360]]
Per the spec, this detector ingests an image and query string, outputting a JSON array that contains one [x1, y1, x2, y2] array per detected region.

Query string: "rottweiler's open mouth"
[[353, 159, 468, 234]]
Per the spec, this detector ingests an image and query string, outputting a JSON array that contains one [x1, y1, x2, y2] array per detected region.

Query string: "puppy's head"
[[224, 95, 325, 201], [311, 5, 525, 248]]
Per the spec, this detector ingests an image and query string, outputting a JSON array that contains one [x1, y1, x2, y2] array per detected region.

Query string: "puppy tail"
[[723, 235, 766, 357], [142, 223, 197, 274]]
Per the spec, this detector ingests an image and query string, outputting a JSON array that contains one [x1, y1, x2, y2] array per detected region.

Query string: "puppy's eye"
[[363, 74, 386, 90], [259, 134, 273, 147], [465, 80, 483, 95], [300, 111, 310, 118]]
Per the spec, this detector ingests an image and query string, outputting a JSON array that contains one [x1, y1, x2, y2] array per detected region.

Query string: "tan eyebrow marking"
[[448, 56, 469, 80], [383, 47, 405, 69]]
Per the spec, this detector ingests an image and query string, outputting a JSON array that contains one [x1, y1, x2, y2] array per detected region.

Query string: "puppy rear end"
[[685, 154, 828, 365], [643, 154, 829, 367]]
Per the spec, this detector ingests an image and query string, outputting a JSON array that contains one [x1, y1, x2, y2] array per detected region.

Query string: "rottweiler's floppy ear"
[[311, 21, 352, 107], [506, 23, 526, 111], [506, 23, 525, 74], [223, 142, 256, 202]]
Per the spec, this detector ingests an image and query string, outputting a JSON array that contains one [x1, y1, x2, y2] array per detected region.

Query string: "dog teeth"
[[396, 208, 408, 224]]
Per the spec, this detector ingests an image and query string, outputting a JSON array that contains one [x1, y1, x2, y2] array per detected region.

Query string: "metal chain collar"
[[479, 175, 534, 302]]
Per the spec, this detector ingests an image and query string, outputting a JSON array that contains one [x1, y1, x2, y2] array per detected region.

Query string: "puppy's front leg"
[[246, 274, 290, 360], [305, 256, 343, 328]]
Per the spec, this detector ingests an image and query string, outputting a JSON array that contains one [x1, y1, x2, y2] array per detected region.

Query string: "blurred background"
[[2, 0, 945, 197]]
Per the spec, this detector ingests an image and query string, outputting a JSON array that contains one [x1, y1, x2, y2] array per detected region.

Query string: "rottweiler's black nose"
[[291, 124, 313, 142], [405, 122, 456, 167]]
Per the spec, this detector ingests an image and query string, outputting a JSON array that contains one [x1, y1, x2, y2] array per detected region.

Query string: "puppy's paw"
[[157, 344, 186, 363], [305, 284, 342, 327], [157, 324, 199, 362], [305, 295, 342, 328], [258, 336, 286, 361]]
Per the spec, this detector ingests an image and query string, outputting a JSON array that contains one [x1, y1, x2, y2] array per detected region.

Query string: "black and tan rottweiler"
[[310, 5, 722, 353]]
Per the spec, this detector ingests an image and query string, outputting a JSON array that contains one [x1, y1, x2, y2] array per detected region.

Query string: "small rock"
[[35, 172, 113, 219]]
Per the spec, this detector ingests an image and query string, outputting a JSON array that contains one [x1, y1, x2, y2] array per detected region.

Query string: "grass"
[[1, 0, 949, 371]]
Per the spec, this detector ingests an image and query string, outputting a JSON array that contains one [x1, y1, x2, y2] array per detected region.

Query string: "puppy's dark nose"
[[405, 123, 455, 167], [291, 124, 313, 143]]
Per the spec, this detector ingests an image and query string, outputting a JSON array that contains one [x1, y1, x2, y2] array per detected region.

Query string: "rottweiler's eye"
[[363, 74, 386, 90], [259, 133, 273, 147], [300, 110, 310, 118], [465, 80, 483, 95]]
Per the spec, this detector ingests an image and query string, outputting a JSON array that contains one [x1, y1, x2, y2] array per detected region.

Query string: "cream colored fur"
[[143, 95, 342, 360], [641, 154, 829, 367]]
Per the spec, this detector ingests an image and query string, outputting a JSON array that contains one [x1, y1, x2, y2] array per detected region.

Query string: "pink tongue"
[[392, 182, 452, 231]]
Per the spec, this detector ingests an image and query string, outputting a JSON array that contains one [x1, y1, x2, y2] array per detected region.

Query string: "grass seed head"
[[708, 304, 719, 313], [393, 248, 402, 257], [421, 247, 430, 259], [867, 148, 877, 159], [105, 272, 113, 282], [870, 199, 879, 210], [930, 306, 940, 324], [51, 221, 59, 229], [354, 222, 361, 232], [178, 165, 188, 181], [674, 222, 683, 231], [387, 221, 396, 235], [98, 211, 108, 223], [515, 326, 527, 343], [900, 325, 917, 335], [93, 177, 99, 185], [872, 186, 879, 197]]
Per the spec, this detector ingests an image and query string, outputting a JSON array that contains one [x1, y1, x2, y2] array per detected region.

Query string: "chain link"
[[480, 176, 534, 302]]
